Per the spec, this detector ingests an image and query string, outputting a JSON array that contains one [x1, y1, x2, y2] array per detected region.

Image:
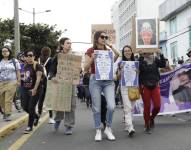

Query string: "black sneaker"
[[144, 126, 151, 134], [34, 115, 40, 126], [24, 127, 33, 134], [150, 119, 155, 129], [128, 130, 135, 137], [3, 114, 11, 121]]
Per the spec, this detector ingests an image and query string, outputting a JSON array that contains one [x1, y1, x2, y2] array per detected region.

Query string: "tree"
[[0, 18, 14, 47], [0, 18, 62, 57]]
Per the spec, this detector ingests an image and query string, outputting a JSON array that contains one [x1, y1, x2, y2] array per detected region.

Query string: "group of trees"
[[0, 18, 62, 57]]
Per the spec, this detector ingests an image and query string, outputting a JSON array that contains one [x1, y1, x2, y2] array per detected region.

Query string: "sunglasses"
[[2, 50, 9, 53], [100, 35, 109, 40], [26, 54, 34, 57]]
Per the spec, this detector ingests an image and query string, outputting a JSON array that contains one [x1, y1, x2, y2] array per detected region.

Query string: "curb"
[[0, 114, 28, 139], [8, 114, 49, 150]]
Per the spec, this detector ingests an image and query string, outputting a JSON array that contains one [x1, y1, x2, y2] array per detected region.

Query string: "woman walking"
[[139, 52, 166, 134], [38, 47, 55, 124], [0, 46, 20, 121], [49, 37, 76, 135], [84, 31, 120, 141], [21, 50, 43, 133], [116, 45, 138, 137]]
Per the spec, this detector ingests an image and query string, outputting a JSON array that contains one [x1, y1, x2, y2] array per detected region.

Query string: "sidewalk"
[[0, 106, 28, 139]]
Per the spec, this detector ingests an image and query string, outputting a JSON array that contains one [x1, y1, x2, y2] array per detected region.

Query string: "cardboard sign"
[[91, 24, 116, 44], [45, 80, 72, 111], [55, 53, 82, 85]]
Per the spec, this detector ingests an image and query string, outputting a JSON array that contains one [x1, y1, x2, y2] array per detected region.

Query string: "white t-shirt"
[[0, 59, 21, 81]]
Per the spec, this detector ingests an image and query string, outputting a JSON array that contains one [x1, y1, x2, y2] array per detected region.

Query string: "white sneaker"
[[124, 125, 134, 132], [49, 118, 55, 124], [95, 129, 102, 141], [104, 126, 115, 141]]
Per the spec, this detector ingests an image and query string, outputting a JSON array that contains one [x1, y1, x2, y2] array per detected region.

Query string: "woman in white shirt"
[[0, 46, 21, 121]]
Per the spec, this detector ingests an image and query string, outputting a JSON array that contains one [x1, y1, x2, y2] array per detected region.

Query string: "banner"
[[133, 64, 191, 115], [121, 61, 139, 86], [94, 50, 113, 80], [45, 80, 72, 111]]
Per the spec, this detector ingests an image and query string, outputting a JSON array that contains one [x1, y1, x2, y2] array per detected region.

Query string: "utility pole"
[[14, 0, 20, 54], [33, 8, 35, 24]]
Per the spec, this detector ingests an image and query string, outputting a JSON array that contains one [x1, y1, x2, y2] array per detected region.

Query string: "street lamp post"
[[18, 8, 51, 24]]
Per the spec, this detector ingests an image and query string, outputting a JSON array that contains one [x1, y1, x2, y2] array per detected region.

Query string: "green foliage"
[[0, 18, 62, 57], [0, 18, 14, 47]]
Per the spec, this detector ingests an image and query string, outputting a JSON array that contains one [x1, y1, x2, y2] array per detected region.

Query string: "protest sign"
[[121, 61, 139, 86], [45, 80, 72, 111], [94, 50, 113, 80], [56, 53, 82, 85]]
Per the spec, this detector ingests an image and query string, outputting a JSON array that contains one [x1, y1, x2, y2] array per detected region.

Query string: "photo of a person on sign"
[[136, 18, 158, 49]]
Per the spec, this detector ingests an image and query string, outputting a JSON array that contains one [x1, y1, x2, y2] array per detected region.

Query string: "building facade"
[[159, 0, 191, 63], [111, 0, 161, 50]]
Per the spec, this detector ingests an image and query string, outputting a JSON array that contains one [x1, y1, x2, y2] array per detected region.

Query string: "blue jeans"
[[89, 74, 115, 129]]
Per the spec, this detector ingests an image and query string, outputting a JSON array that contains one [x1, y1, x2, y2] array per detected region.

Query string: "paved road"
[[1, 102, 191, 150]]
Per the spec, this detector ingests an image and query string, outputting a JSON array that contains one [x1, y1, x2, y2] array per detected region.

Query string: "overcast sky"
[[0, 0, 165, 52]]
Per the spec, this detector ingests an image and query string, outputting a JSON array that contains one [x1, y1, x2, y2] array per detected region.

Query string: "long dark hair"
[[122, 45, 134, 61], [40, 47, 51, 64], [92, 31, 107, 50], [0, 46, 13, 61], [57, 37, 70, 52]]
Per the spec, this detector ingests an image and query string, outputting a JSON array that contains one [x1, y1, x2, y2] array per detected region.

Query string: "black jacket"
[[48, 55, 58, 79], [139, 54, 166, 87]]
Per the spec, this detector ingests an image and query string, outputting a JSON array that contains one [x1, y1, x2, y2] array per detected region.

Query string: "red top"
[[85, 47, 95, 74]]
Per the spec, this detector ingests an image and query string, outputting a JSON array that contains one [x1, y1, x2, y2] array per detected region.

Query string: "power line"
[[72, 42, 92, 44], [165, 26, 191, 41]]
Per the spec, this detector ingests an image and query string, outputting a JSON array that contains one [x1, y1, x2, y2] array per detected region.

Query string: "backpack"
[[12, 58, 17, 70], [38, 58, 50, 78]]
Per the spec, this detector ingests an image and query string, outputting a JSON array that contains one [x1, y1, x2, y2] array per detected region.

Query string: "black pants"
[[22, 88, 39, 128], [38, 78, 53, 118], [84, 86, 92, 107], [101, 95, 107, 128]]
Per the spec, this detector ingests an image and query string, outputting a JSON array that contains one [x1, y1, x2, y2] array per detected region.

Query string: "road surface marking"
[[8, 113, 49, 150]]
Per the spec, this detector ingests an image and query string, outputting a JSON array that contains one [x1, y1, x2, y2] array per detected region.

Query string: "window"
[[170, 17, 177, 35], [170, 41, 178, 62]]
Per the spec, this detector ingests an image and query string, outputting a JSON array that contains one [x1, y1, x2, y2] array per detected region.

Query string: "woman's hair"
[[0, 46, 13, 60], [57, 37, 70, 51], [24, 49, 36, 57], [122, 45, 134, 61], [40, 47, 51, 63], [92, 31, 107, 50]]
